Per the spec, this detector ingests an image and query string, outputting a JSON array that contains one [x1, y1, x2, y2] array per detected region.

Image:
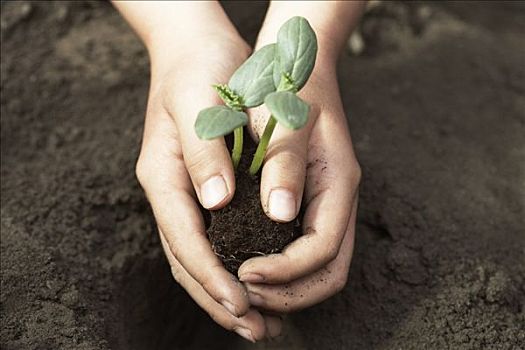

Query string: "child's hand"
[[134, 30, 281, 341], [240, 60, 361, 313], [236, 1, 365, 314], [114, 0, 365, 339]]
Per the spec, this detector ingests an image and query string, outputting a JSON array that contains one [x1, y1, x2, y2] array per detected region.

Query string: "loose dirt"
[[208, 136, 299, 275], [1, 1, 524, 349]]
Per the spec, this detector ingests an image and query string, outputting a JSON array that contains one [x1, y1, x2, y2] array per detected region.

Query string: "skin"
[[113, 0, 364, 342]]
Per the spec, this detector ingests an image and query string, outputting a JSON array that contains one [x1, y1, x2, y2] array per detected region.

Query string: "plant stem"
[[249, 116, 277, 175], [232, 126, 243, 170]]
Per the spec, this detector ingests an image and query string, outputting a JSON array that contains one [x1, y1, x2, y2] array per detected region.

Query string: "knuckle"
[[275, 150, 307, 175], [184, 146, 218, 177]]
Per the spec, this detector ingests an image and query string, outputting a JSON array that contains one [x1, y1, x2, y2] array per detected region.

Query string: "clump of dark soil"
[[208, 134, 299, 274]]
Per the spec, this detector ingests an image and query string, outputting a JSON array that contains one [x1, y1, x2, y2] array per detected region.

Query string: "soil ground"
[[1, 1, 524, 349]]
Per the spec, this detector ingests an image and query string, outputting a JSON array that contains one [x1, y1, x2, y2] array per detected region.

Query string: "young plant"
[[248, 16, 318, 175], [195, 44, 276, 169]]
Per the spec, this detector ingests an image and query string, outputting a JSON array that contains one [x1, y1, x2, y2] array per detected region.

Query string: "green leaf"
[[229, 44, 277, 108], [274, 16, 318, 91], [264, 91, 310, 130], [195, 106, 248, 140]]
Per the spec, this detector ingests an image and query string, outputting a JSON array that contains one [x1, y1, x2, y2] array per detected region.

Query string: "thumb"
[[249, 104, 317, 222]]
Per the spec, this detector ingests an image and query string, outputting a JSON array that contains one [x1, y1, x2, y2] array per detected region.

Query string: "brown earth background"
[[1, 1, 524, 349]]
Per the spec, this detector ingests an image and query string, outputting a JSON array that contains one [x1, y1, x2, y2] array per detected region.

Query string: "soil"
[[208, 135, 299, 275], [1, 1, 524, 350]]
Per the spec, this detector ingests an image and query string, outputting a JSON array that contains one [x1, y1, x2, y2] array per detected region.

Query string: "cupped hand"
[[135, 33, 281, 341], [239, 60, 361, 312]]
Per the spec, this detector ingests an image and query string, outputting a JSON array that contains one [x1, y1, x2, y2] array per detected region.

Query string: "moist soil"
[[1, 1, 524, 350], [208, 134, 299, 275]]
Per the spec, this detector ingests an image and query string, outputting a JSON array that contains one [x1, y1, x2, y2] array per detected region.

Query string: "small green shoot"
[[194, 17, 317, 176], [195, 44, 276, 169], [249, 17, 317, 175]]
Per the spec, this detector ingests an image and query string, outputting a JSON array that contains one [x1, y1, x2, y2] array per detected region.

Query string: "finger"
[[166, 81, 236, 210], [258, 105, 316, 223], [239, 108, 361, 283], [137, 112, 250, 317], [155, 190, 251, 316], [244, 199, 356, 313], [159, 231, 267, 342]]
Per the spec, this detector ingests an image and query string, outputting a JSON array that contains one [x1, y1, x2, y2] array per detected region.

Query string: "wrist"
[[255, 1, 366, 67]]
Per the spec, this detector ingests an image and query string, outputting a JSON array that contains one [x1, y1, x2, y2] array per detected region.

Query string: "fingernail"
[[247, 291, 265, 307], [201, 175, 228, 209], [268, 188, 296, 222], [239, 273, 264, 283], [234, 327, 255, 343], [221, 300, 238, 316]]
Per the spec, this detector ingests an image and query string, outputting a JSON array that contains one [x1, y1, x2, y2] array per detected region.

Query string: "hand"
[[135, 32, 281, 341], [114, 0, 364, 341], [239, 59, 361, 312]]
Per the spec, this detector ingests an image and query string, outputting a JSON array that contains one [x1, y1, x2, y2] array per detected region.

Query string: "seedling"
[[249, 17, 317, 174], [195, 44, 276, 168], [195, 16, 318, 175]]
